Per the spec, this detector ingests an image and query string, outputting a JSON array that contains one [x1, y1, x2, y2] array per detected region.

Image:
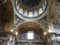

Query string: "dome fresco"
[[21, 0, 41, 7], [14, 0, 48, 18]]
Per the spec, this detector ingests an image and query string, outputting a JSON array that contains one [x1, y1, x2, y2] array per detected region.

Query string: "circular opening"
[[14, 0, 48, 18], [21, 0, 41, 7]]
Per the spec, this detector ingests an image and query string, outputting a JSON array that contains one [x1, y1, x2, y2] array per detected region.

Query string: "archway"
[[15, 22, 47, 45]]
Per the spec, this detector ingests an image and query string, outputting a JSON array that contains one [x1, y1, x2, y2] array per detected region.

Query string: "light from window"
[[27, 31, 34, 39], [19, 8, 23, 14], [29, 12, 33, 17], [38, 8, 43, 14]]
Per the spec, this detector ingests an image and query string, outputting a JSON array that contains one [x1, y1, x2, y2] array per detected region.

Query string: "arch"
[[15, 22, 46, 40]]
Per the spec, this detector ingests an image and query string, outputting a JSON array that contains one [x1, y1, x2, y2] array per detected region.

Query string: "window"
[[27, 31, 34, 39]]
